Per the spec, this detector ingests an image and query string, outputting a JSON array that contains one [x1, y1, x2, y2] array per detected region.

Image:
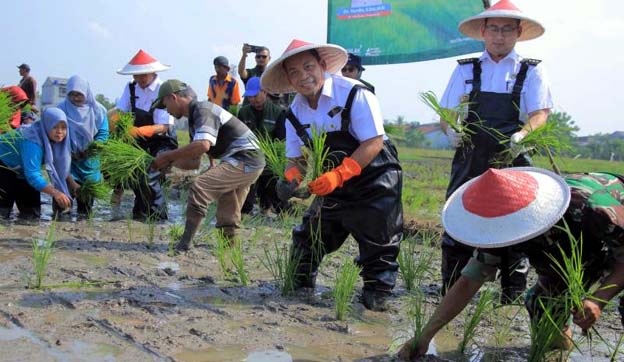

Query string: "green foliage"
[[230, 239, 249, 286], [95, 94, 115, 110], [459, 288, 495, 353], [333, 258, 361, 320], [419, 91, 474, 140], [260, 240, 301, 296], [75, 180, 111, 205], [398, 232, 435, 292], [89, 140, 153, 189], [213, 229, 232, 279], [256, 132, 287, 179], [528, 296, 571, 362], [0, 90, 18, 134], [30, 221, 56, 289], [110, 112, 136, 145]]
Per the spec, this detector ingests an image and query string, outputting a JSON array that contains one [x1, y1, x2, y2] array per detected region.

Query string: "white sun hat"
[[117, 49, 171, 75], [260, 39, 348, 94], [459, 0, 545, 41], [442, 167, 570, 248]]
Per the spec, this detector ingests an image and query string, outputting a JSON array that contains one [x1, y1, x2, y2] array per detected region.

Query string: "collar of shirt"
[[480, 49, 520, 64]]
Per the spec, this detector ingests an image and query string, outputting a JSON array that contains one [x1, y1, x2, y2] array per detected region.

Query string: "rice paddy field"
[[0, 147, 623, 362]]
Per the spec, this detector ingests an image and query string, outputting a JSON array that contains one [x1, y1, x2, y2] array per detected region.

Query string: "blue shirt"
[[0, 130, 50, 191]]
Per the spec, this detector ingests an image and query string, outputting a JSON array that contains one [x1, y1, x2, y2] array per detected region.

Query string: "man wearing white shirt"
[[261, 39, 403, 311], [114, 49, 178, 221], [439, 0, 553, 299]]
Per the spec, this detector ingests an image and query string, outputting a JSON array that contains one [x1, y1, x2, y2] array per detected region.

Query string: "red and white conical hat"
[[261, 39, 348, 94], [117, 49, 171, 75], [459, 0, 545, 41], [442, 167, 570, 248]]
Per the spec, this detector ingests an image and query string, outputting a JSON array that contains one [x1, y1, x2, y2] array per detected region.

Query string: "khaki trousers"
[[187, 162, 262, 229]]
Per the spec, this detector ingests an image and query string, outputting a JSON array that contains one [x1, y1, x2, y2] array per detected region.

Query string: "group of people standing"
[[2, 0, 623, 359]]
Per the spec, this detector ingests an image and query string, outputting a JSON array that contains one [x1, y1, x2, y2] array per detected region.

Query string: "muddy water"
[[1, 188, 623, 362]]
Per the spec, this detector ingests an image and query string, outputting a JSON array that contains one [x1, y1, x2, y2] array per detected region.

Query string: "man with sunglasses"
[[341, 53, 375, 94], [438, 0, 553, 301], [238, 44, 271, 85]]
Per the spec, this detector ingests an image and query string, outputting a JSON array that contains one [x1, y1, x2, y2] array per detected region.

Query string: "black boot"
[[175, 213, 202, 252], [361, 290, 391, 312]]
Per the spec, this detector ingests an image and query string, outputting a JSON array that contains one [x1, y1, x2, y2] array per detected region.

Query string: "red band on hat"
[[463, 169, 537, 217], [489, 0, 521, 12], [128, 49, 157, 65]]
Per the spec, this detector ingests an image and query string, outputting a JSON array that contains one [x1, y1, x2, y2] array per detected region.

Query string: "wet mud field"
[[1, 186, 623, 362]]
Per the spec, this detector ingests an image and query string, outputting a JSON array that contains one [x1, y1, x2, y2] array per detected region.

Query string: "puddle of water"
[[175, 344, 247, 362], [246, 350, 292, 362]]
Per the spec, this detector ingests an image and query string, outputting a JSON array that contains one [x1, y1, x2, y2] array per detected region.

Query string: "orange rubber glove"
[[284, 166, 303, 185], [129, 125, 159, 138], [308, 157, 361, 196]]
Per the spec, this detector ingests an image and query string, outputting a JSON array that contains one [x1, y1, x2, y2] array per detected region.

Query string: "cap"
[[150, 79, 188, 110], [17, 63, 30, 71], [243, 77, 262, 97], [213, 56, 230, 68]]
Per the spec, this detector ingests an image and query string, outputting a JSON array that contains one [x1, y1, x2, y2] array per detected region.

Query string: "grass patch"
[[333, 258, 362, 320]]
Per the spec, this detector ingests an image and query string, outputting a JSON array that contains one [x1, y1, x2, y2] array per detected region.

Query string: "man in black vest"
[[114, 49, 178, 221], [438, 0, 553, 300], [150, 80, 264, 251], [261, 39, 403, 311]]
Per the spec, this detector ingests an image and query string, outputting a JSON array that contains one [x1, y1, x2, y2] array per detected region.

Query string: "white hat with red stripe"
[[442, 167, 570, 248], [117, 49, 171, 75], [459, 0, 545, 41], [261, 39, 348, 94]]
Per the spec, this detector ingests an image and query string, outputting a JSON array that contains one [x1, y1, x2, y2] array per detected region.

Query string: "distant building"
[[412, 122, 450, 149], [40, 77, 68, 110]]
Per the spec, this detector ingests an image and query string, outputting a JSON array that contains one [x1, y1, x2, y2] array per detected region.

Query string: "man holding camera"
[[238, 44, 271, 85]]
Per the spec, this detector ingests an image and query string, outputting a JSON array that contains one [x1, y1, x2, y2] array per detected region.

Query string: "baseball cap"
[[151, 79, 188, 110], [346, 54, 365, 71], [213, 56, 230, 69], [243, 77, 262, 97], [17, 63, 30, 71]]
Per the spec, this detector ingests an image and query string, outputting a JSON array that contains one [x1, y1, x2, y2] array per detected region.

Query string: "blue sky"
[[3, 0, 623, 135]]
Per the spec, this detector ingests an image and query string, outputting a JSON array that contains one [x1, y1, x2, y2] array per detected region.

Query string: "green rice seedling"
[[260, 240, 301, 296], [528, 295, 572, 362], [30, 221, 56, 289], [398, 236, 418, 292], [333, 257, 361, 320], [494, 120, 574, 173], [75, 179, 111, 205], [489, 303, 523, 352], [610, 332, 624, 362], [419, 91, 475, 144], [110, 112, 137, 145], [96, 140, 153, 189], [390, 289, 430, 355], [230, 239, 249, 286], [0, 90, 18, 134], [256, 132, 287, 179], [213, 229, 232, 279], [167, 223, 183, 256], [458, 287, 495, 353], [399, 231, 437, 292], [146, 214, 157, 248]]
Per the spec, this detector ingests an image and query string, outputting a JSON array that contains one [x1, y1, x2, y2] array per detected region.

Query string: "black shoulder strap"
[[285, 108, 312, 146], [129, 81, 137, 112], [340, 84, 368, 131], [457, 57, 479, 65], [471, 59, 482, 93], [511, 58, 541, 106]]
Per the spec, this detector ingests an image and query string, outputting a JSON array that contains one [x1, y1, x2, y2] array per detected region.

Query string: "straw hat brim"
[[459, 10, 545, 42], [442, 167, 570, 248], [261, 43, 348, 94], [117, 61, 171, 75]]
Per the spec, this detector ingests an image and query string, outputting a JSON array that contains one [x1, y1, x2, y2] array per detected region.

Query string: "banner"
[[327, 0, 486, 65]]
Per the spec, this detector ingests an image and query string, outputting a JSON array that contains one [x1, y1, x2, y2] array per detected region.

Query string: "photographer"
[[238, 43, 271, 85]]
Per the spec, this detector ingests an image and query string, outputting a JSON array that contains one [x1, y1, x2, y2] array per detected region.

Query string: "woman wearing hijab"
[[0, 107, 74, 219], [57, 75, 109, 214]]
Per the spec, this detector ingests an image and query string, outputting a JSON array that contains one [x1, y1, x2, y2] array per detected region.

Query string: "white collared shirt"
[[285, 74, 385, 158], [440, 49, 553, 123], [116, 75, 174, 125]]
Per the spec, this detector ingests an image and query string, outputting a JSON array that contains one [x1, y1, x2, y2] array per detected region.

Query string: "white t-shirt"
[[285, 74, 386, 158], [440, 49, 553, 123], [116, 75, 174, 125]]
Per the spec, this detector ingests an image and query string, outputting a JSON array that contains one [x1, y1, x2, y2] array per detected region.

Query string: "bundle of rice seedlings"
[[419, 91, 475, 144], [96, 140, 153, 189], [256, 132, 287, 179], [458, 287, 495, 353], [0, 90, 18, 134], [333, 257, 361, 320], [75, 179, 111, 205], [110, 111, 136, 145], [494, 120, 575, 173]]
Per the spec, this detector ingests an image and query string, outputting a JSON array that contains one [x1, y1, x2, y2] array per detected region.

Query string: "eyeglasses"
[[255, 55, 268, 59], [485, 25, 519, 37], [341, 66, 357, 73]]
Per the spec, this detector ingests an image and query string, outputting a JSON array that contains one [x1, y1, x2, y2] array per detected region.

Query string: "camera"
[[248, 44, 263, 53]]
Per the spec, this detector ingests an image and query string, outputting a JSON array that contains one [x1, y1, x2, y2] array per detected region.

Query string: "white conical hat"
[[459, 0, 545, 41], [261, 39, 348, 94], [442, 167, 570, 248], [117, 49, 171, 75]]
